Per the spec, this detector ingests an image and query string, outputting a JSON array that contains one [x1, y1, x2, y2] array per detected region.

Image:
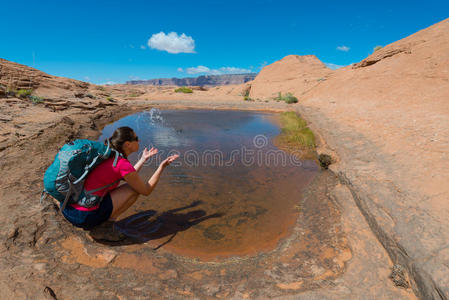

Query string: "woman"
[[61, 126, 178, 240]]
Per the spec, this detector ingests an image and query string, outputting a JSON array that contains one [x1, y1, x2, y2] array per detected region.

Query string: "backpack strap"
[[84, 179, 120, 195], [112, 150, 121, 167], [60, 182, 74, 211], [60, 179, 120, 211], [74, 143, 120, 185], [60, 145, 122, 211], [73, 154, 102, 185], [104, 139, 111, 157]]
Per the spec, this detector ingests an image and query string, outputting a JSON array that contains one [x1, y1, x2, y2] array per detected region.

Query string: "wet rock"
[[203, 224, 225, 240], [318, 153, 332, 169]]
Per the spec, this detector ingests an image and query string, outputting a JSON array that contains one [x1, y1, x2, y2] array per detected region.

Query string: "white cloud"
[[219, 67, 252, 73], [336, 45, 350, 52], [181, 65, 252, 75], [147, 32, 195, 54], [185, 66, 212, 74], [140, 45, 146, 50], [324, 62, 346, 70]]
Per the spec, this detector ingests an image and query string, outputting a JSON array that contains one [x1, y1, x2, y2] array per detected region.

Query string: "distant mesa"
[[126, 73, 257, 86]]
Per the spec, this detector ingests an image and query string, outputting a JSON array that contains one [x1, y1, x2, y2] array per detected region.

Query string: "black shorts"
[[61, 193, 114, 229]]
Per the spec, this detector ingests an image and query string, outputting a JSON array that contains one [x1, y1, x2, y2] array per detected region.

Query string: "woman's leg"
[[109, 184, 140, 220]]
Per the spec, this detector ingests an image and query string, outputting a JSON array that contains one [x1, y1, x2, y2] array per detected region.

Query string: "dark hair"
[[106, 126, 136, 158]]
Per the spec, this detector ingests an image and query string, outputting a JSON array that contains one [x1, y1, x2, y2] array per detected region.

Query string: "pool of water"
[[99, 109, 319, 260]]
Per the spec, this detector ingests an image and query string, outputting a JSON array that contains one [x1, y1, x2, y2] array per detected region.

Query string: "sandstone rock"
[[276, 281, 303, 290], [158, 269, 178, 280], [352, 46, 412, 68], [0, 114, 12, 122], [249, 55, 334, 99], [0, 84, 6, 97], [0, 58, 91, 99], [299, 18, 449, 300]]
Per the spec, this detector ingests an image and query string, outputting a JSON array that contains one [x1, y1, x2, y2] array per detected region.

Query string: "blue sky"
[[1, 0, 447, 84]]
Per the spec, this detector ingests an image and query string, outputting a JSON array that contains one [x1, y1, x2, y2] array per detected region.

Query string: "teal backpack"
[[41, 139, 120, 211]]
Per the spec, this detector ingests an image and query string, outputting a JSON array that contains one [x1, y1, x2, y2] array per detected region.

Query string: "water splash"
[[148, 108, 164, 125], [136, 108, 164, 132]]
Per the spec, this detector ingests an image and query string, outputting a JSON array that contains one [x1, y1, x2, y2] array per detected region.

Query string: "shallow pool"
[[99, 109, 318, 260]]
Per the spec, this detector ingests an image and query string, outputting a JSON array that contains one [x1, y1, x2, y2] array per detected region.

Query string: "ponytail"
[[105, 126, 136, 158]]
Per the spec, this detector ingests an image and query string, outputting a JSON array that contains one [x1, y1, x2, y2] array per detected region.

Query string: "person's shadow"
[[98, 200, 223, 248]]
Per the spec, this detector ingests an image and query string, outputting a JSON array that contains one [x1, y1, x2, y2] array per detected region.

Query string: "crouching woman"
[[61, 126, 178, 240]]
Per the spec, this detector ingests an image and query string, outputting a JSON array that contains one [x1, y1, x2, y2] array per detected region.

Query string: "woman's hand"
[[160, 154, 179, 168], [141, 147, 158, 162]]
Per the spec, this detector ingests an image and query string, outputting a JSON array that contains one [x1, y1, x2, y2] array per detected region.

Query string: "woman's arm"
[[133, 158, 146, 173], [124, 154, 179, 196], [133, 147, 158, 172]]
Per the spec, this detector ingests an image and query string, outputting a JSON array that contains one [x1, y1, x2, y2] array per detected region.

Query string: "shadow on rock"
[[96, 201, 224, 248]]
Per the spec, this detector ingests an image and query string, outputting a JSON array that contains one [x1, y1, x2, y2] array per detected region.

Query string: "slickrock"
[[294, 18, 449, 299], [0, 58, 89, 97], [248, 55, 334, 100]]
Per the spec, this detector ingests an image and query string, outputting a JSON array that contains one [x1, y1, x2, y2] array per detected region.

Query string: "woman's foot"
[[88, 221, 126, 242]]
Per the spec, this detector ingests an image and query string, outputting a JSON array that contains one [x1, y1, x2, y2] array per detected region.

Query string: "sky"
[[0, 0, 447, 84]]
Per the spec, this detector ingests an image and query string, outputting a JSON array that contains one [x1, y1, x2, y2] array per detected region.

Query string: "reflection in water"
[[100, 109, 319, 260]]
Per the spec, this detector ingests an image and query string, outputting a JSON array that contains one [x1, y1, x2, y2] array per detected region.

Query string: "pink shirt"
[[74, 156, 136, 211]]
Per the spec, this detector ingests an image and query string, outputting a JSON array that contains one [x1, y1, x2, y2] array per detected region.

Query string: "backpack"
[[41, 139, 120, 211]]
